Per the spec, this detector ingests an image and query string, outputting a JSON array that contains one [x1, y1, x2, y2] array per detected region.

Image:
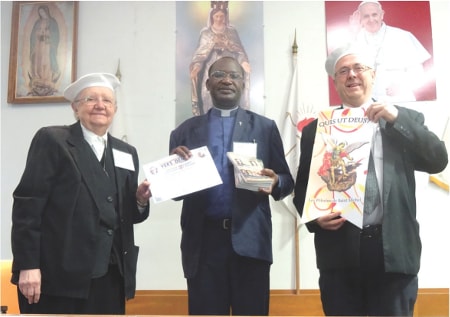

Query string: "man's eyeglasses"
[[75, 96, 115, 108], [335, 64, 371, 78], [210, 71, 244, 80]]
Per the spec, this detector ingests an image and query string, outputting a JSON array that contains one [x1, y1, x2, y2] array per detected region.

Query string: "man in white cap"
[[349, 0, 431, 102], [293, 44, 447, 316], [11, 73, 152, 314]]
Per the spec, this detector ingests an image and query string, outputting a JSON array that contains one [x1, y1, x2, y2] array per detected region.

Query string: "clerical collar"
[[342, 99, 374, 111], [80, 122, 108, 145], [211, 106, 239, 117]]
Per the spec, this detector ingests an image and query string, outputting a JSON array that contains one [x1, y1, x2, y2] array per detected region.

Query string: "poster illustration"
[[175, 1, 264, 125], [302, 107, 376, 228], [325, 1, 435, 105]]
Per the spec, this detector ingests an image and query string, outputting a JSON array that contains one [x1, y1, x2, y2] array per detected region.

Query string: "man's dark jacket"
[[170, 108, 294, 278], [294, 106, 448, 274]]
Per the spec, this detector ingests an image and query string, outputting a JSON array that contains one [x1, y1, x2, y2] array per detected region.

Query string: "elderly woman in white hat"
[[11, 73, 151, 315], [64, 73, 120, 137]]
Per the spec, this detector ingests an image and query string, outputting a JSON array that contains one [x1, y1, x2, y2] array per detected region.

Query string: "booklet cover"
[[227, 152, 272, 191], [301, 107, 375, 228]]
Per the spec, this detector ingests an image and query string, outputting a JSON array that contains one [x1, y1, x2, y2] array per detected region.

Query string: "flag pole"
[[112, 60, 128, 142], [115, 59, 122, 81], [292, 30, 300, 295]]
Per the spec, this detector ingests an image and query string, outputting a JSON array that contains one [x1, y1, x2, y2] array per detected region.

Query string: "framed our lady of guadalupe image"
[[7, 1, 78, 104]]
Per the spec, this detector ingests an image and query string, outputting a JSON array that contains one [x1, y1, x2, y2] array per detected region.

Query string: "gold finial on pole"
[[292, 29, 298, 55], [115, 60, 122, 81]]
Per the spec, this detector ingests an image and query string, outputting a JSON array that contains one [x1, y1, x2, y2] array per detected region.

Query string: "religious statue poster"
[[175, 1, 264, 125], [301, 107, 375, 229], [325, 1, 435, 106]]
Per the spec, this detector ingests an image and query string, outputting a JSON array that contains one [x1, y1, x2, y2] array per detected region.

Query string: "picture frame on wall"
[[324, 1, 434, 106], [7, 1, 78, 104]]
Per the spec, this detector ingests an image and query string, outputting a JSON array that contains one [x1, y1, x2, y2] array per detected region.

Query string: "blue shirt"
[[205, 107, 238, 219]]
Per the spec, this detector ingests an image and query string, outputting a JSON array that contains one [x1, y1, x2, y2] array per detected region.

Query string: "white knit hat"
[[325, 43, 375, 78], [63, 73, 120, 102]]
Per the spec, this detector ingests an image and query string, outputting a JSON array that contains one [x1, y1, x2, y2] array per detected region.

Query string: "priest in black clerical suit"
[[170, 57, 294, 316]]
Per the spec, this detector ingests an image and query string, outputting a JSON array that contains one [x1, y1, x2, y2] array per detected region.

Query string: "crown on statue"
[[211, 1, 228, 11]]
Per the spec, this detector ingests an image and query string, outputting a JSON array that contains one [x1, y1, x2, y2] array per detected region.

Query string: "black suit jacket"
[[169, 108, 294, 278], [293, 106, 447, 274], [11, 121, 149, 299]]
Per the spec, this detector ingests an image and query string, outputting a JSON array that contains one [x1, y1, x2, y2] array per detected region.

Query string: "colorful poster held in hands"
[[302, 107, 375, 228]]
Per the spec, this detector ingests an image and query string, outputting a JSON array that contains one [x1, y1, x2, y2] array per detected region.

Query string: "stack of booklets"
[[227, 152, 273, 191]]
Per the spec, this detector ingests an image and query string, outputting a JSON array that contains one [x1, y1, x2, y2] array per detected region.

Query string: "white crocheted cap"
[[63, 73, 120, 102], [325, 43, 375, 78]]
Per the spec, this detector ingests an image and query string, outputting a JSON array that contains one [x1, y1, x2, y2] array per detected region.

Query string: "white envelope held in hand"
[[143, 146, 222, 203]]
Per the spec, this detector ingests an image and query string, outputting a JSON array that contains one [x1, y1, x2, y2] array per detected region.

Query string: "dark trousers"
[[187, 218, 271, 316], [18, 264, 125, 315], [319, 228, 418, 316]]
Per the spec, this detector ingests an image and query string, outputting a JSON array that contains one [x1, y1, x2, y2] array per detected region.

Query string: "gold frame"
[[7, 1, 78, 104]]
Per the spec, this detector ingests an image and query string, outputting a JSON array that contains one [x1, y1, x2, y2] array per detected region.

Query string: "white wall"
[[1, 1, 449, 291]]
